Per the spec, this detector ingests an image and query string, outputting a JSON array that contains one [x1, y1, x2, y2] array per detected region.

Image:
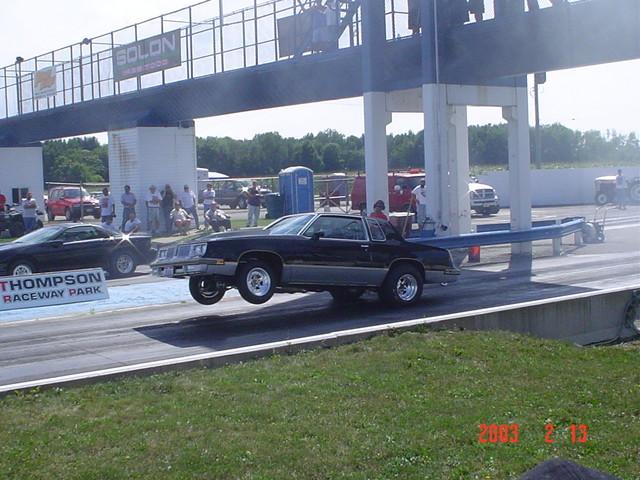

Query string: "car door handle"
[[360, 244, 369, 249]]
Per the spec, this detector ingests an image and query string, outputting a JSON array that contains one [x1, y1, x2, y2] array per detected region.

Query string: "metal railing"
[[0, 0, 419, 122]]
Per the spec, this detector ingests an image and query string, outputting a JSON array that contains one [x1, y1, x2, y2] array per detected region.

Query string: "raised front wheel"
[[237, 260, 276, 304], [189, 276, 226, 305]]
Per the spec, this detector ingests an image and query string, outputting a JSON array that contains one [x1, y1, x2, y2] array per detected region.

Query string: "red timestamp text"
[[478, 423, 520, 444]]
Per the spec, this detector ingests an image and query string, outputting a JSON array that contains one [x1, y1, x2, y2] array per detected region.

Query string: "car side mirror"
[[311, 231, 325, 241]]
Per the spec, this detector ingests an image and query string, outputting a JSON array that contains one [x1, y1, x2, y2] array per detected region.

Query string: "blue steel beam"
[[408, 218, 586, 249]]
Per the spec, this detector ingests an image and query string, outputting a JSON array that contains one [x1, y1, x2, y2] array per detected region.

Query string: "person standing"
[[246, 181, 262, 228], [161, 184, 175, 234], [615, 169, 627, 210], [202, 183, 216, 218], [120, 185, 137, 230], [469, 0, 485, 21], [146, 185, 162, 235], [408, 0, 421, 35], [21, 192, 38, 232], [179, 184, 199, 230], [412, 178, 428, 226], [100, 187, 115, 222]]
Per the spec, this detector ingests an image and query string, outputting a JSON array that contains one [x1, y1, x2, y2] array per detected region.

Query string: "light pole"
[[533, 72, 546, 169]]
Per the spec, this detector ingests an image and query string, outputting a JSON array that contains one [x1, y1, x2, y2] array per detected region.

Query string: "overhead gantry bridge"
[[0, 0, 637, 248]]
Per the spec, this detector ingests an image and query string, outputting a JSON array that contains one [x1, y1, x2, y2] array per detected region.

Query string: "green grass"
[[1, 331, 638, 479], [230, 217, 272, 229], [0, 237, 12, 244]]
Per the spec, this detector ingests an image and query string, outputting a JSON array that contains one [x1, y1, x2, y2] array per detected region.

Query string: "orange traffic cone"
[[468, 246, 481, 263]]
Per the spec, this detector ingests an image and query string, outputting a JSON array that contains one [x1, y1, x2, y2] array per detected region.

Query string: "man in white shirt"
[[123, 211, 142, 234], [100, 187, 115, 222], [202, 183, 216, 217], [145, 185, 162, 235], [179, 185, 199, 230], [412, 178, 427, 226], [101, 216, 119, 234], [21, 192, 38, 232]]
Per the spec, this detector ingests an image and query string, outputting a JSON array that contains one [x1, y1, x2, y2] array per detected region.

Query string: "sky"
[[0, 0, 638, 141]]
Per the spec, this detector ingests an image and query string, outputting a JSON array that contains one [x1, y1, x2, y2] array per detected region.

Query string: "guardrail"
[[408, 217, 586, 251]]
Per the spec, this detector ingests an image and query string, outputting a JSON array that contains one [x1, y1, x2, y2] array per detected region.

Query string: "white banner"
[[33, 66, 57, 99], [0, 269, 108, 311]]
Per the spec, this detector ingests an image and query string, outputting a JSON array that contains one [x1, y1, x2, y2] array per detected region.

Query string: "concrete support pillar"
[[361, 0, 389, 215], [446, 104, 472, 236], [0, 146, 45, 215], [502, 86, 532, 255], [363, 92, 392, 213], [423, 84, 472, 236], [108, 125, 197, 231]]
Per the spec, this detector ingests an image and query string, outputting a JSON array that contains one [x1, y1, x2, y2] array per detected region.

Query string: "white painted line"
[[2, 283, 638, 394]]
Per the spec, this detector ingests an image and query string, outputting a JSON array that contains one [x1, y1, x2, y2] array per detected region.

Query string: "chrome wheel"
[[246, 267, 271, 297], [396, 273, 419, 302], [12, 264, 33, 276], [115, 253, 135, 275]]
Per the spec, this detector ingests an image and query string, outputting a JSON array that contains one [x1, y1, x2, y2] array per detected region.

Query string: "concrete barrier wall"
[[478, 166, 640, 207]]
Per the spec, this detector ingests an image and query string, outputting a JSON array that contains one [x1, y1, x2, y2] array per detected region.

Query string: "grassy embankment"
[[1, 331, 639, 479]]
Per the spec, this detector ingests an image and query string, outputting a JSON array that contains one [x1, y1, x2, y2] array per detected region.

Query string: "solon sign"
[[113, 30, 182, 81]]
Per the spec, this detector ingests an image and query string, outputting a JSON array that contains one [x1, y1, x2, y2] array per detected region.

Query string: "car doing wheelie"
[[152, 213, 460, 307]]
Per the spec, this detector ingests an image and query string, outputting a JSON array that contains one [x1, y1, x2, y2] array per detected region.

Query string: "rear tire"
[[329, 287, 365, 303], [189, 276, 226, 305], [378, 265, 423, 307], [109, 250, 137, 278], [237, 260, 276, 304], [237, 197, 248, 209], [10, 260, 35, 276]]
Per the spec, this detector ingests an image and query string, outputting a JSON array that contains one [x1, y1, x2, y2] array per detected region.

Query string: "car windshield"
[[12, 226, 65, 244], [265, 214, 314, 235], [63, 188, 91, 199]]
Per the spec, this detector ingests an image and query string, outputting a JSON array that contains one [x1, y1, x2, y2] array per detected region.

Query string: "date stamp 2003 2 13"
[[478, 423, 589, 444]]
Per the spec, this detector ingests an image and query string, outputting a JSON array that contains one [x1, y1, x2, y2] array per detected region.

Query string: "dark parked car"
[[0, 224, 154, 277], [214, 180, 271, 209], [152, 213, 460, 307]]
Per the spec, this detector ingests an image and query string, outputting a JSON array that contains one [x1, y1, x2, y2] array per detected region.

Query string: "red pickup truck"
[[350, 171, 424, 212]]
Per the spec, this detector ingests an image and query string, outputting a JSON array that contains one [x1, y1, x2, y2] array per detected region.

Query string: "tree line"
[[42, 124, 639, 183]]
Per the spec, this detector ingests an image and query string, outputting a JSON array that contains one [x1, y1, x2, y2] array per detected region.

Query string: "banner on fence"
[[0, 269, 108, 311]]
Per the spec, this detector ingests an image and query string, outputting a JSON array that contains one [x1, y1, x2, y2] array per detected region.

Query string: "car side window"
[[304, 216, 366, 241], [366, 219, 386, 242], [61, 226, 99, 242]]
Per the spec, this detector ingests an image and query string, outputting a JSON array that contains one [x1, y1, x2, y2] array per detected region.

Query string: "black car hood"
[[207, 228, 268, 241]]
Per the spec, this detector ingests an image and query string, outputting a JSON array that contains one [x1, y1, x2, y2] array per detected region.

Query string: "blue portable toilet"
[[279, 166, 314, 215]]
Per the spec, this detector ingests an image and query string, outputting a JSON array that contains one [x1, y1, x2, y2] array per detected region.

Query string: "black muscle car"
[[152, 213, 460, 307], [0, 224, 154, 278]]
